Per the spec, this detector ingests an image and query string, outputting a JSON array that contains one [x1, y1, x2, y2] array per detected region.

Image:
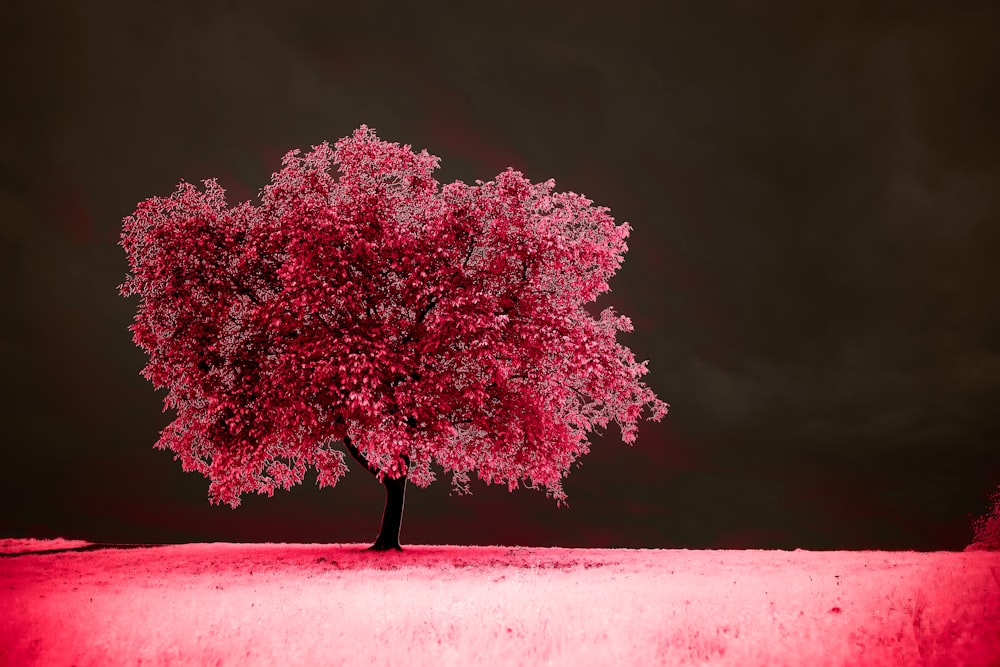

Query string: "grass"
[[1, 541, 998, 666]]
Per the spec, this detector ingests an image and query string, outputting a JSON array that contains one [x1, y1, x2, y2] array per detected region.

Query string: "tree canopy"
[[120, 126, 667, 509]]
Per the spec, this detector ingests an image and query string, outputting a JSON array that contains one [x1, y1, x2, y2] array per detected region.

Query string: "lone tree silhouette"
[[120, 126, 667, 550]]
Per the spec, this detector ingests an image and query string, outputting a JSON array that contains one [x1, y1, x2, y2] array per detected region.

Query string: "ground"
[[1, 540, 998, 666]]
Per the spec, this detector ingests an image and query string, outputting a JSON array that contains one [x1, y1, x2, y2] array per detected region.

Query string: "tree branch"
[[342, 435, 381, 478], [398, 294, 439, 347], [414, 295, 438, 325]]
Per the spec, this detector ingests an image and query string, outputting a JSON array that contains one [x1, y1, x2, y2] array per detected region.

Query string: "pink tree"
[[968, 485, 1000, 551], [120, 126, 668, 550]]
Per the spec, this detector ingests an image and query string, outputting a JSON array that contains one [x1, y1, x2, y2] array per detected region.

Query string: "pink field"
[[1, 540, 998, 666]]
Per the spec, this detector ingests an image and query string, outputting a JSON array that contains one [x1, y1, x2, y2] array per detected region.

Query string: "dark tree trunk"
[[343, 436, 408, 551], [370, 473, 406, 551]]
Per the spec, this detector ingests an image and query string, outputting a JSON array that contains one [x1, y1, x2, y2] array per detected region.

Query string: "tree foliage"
[[120, 126, 667, 508], [967, 485, 1000, 551]]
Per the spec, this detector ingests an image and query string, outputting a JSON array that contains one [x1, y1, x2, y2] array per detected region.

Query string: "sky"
[[1, 0, 998, 550]]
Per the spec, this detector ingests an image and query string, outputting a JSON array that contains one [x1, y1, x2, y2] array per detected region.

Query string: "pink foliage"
[[968, 485, 1000, 551], [119, 126, 668, 508]]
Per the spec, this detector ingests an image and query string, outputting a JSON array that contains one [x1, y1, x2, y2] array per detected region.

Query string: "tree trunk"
[[343, 436, 407, 551], [370, 473, 406, 551]]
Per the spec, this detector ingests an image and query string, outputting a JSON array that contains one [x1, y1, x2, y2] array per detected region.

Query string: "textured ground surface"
[[1, 541, 998, 666]]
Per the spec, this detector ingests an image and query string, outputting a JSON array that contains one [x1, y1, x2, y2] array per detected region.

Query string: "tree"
[[119, 126, 668, 550], [967, 485, 1000, 551]]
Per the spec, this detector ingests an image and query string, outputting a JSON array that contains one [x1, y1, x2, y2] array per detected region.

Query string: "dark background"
[[2, 1, 998, 550]]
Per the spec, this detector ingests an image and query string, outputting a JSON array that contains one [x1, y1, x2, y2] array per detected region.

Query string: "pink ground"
[[1, 541, 998, 666]]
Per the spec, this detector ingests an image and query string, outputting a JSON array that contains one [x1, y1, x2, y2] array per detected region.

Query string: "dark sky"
[[2, 1, 998, 550]]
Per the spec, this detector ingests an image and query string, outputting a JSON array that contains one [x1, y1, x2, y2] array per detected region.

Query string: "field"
[[1, 540, 998, 666]]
